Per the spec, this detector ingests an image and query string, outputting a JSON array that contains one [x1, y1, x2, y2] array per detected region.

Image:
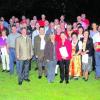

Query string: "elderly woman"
[[69, 32, 82, 80], [44, 33, 57, 83]]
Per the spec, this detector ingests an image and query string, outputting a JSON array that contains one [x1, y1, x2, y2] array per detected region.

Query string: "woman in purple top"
[[0, 30, 10, 72]]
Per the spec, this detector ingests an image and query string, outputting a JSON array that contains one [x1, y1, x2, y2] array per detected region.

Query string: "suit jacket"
[[15, 35, 33, 60], [44, 40, 56, 61], [34, 35, 48, 59], [81, 37, 94, 56]]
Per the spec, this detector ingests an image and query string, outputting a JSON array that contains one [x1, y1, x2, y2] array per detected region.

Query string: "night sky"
[[0, 0, 100, 23]]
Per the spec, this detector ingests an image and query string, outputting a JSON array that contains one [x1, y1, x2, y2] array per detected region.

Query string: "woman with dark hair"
[[56, 32, 72, 84], [69, 32, 82, 80], [44, 33, 57, 83], [78, 26, 84, 40], [81, 30, 94, 81]]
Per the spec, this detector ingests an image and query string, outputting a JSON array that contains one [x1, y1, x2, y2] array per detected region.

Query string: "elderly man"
[[15, 27, 33, 85]]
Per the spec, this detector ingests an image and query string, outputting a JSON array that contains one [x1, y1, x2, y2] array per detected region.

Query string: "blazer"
[[81, 37, 94, 56], [34, 35, 49, 59], [56, 39, 72, 61], [44, 40, 56, 61], [15, 35, 33, 60]]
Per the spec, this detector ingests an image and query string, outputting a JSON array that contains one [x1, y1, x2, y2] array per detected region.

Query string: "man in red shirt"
[[38, 14, 46, 27]]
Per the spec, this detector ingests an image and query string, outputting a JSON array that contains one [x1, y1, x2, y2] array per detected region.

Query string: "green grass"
[[0, 62, 100, 100]]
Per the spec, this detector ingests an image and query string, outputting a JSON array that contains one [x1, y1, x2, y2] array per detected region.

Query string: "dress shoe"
[[38, 76, 42, 79], [65, 80, 69, 84], [84, 79, 88, 81], [55, 74, 58, 76], [18, 81, 22, 85], [6, 70, 10, 72], [24, 79, 30, 82], [2, 70, 5, 72], [34, 67, 38, 71], [59, 80, 63, 83]]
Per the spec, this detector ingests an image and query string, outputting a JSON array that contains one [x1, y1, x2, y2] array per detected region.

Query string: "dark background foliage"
[[0, 0, 100, 23]]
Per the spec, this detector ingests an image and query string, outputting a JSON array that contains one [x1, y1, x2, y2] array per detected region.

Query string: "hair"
[[11, 25, 16, 28], [60, 31, 66, 35], [20, 27, 27, 31], [39, 26, 44, 30], [1, 29, 7, 34], [71, 32, 78, 37], [83, 29, 90, 39]]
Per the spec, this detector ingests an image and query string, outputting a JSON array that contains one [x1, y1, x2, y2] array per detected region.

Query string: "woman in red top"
[[56, 32, 72, 84]]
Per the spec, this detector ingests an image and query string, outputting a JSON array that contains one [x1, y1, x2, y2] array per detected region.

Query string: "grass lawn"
[[0, 62, 100, 100]]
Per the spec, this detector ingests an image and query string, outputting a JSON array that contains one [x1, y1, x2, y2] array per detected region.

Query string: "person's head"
[[60, 22, 65, 29], [73, 22, 77, 29], [78, 26, 84, 34], [39, 26, 45, 35], [83, 29, 90, 39], [33, 16, 37, 20], [0, 17, 4, 21], [26, 18, 30, 25], [15, 22, 20, 28], [56, 26, 62, 35], [1, 30, 7, 37], [50, 22, 55, 29], [11, 25, 17, 33], [60, 15, 65, 21], [98, 25, 100, 32], [60, 32, 66, 40], [12, 16, 15, 22], [45, 20, 49, 26], [20, 27, 27, 36], [81, 13, 86, 19], [41, 14, 46, 20], [77, 16, 82, 22], [15, 18, 19, 23], [54, 19, 59, 25], [50, 33, 55, 41], [22, 15, 26, 20], [71, 32, 78, 41], [67, 24, 72, 31], [0, 20, 4, 26], [35, 22, 40, 29], [91, 23, 98, 30]]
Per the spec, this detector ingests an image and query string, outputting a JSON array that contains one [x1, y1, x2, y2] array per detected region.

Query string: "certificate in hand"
[[59, 46, 68, 57], [82, 54, 88, 63]]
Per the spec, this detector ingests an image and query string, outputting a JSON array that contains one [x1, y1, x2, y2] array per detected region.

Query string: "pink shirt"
[[56, 39, 72, 61]]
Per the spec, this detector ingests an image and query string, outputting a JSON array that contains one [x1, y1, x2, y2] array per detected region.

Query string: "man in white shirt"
[[93, 32, 100, 79]]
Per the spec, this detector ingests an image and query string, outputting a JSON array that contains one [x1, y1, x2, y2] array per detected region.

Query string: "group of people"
[[0, 13, 100, 85]]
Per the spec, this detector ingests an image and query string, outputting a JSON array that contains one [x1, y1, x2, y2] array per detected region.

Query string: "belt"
[[9, 47, 15, 49]]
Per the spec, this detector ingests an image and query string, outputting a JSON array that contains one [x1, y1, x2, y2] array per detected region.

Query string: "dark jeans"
[[18, 60, 30, 82], [59, 59, 70, 81]]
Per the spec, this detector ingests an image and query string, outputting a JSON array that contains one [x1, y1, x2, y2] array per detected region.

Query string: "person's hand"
[[81, 52, 86, 55], [36, 55, 38, 58]]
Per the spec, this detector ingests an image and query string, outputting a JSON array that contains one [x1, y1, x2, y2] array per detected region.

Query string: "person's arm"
[[76, 41, 82, 55], [15, 38, 20, 60]]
